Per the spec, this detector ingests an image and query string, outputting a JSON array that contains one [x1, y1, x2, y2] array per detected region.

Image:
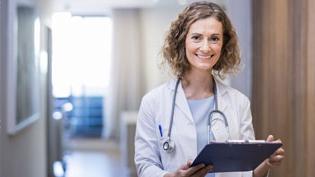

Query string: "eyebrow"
[[190, 33, 221, 36]]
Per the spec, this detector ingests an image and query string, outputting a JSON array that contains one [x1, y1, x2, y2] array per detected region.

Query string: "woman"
[[134, 2, 284, 177]]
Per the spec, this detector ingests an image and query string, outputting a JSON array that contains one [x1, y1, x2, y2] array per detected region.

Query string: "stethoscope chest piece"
[[163, 138, 175, 153]]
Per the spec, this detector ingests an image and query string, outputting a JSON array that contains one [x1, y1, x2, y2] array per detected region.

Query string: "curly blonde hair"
[[162, 1, 240, 78]]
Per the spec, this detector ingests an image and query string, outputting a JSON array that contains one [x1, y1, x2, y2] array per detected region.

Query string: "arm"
[[238, 97, 285, 177], [238, 96, 256, 177], [239, 97, 255, 141]]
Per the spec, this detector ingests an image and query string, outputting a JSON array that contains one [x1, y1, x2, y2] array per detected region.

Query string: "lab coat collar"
[[214, 78, 228, 111], [166, 77, 228, 122]]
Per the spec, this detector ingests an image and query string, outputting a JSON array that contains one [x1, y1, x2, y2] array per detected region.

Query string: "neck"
[[182, 70, 214, 99]]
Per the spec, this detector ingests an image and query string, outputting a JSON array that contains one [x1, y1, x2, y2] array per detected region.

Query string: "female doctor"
[[134, 1, 285, 177]]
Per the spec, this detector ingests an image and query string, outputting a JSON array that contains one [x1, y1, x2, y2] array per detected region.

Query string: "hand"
[[253, 135, 285, 177], [265, 135, 285, 167], [164, 160, 213, 177]]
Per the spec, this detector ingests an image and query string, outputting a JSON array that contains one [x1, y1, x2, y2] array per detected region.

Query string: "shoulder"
[[216, 79, 250, 106], [140, 80, 173, 107], [138, 80, 174, 119]]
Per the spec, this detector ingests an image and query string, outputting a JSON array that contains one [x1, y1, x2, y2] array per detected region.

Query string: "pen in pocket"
[[158, 124, 163, 137]]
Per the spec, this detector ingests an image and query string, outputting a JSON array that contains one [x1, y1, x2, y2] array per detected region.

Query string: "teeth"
[[197, 55, 211, 59]]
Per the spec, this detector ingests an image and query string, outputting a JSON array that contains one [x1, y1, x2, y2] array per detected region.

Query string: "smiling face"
[[185, 17, 223, 73]]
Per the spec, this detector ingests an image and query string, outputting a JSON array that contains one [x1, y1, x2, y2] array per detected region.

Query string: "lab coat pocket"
[[156, 124, 170, 151]]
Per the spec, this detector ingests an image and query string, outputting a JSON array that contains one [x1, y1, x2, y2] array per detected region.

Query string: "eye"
[[191, 35, 202, 41], [209, 36, 221, 44]]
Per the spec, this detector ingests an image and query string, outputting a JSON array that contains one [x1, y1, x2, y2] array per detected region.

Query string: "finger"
[[179, 163, 189, 170], [191, 165, 213, 177], [268, 158, 284, 168], [265, 159, 272, 167], [268, 160, 282, 167], [205, 165, 214, 173], [187, 160, 193, 167], [272, 161, 282, 166], [275, 148, 285, 155], [185, 164, 205, 176], [266, 135, 274, 142], [192, 168, 210, 177], [269, 155, 285, 163], [180, 160, 193, 170], [271, 148, 285, 158]]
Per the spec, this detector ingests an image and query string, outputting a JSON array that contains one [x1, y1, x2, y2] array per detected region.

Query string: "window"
[[52, 13, 112, 97]]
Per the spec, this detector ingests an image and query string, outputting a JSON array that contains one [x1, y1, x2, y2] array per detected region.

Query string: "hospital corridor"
[[1, 0, 315, 177]]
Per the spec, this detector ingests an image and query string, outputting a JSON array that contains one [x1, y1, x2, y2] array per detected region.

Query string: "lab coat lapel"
[[215, 79, 228, 112], [167, 79, 194, 123], [175, 82, 194, 122]]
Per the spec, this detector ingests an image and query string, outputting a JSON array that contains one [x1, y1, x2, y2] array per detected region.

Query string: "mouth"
[[196, 54, 215, 59]]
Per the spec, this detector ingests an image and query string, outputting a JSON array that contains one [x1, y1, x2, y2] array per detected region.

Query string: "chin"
[[199, 63, 213, 68], [196, 65, 213, 71]]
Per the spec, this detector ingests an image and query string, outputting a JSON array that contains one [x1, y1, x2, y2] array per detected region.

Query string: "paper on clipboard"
[[191, 141, 282, 173]]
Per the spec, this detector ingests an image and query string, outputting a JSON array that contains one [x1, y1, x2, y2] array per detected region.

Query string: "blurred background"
[[0, 0, 314, 177]]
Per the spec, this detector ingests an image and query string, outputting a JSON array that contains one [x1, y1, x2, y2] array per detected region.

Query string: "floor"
[[64, 151, 128, 177], [63, 139, 129, 177]]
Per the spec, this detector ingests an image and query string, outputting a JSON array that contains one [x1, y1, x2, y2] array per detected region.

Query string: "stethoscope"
[[162, 78, 230, 153]]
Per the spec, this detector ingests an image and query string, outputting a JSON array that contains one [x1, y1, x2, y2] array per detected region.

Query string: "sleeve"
[[240, 96, 255, 177], [239, 97, 271, 177], [134, 95, 169, 177]]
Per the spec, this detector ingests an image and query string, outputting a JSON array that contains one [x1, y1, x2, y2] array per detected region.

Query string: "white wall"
[[0, 0, 52, 177], [226, 0, 252, 98], [140, 4, 184, 92], [105, 9, 145, 139], [0, 0, 4, 176]]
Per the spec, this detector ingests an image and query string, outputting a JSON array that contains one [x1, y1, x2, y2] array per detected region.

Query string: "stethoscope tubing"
[[167, 78, 181, 139], [163, 77, 229, 153]]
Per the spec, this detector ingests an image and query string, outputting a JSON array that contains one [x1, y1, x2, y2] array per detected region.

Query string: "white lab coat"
[[135, 78, 255, 177]]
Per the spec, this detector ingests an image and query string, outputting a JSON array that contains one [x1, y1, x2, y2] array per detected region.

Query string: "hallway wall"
[[104, 0, 187, 140], [140, 5, 183, 92], [252, 0, 315, 176], [0, 0, 4, 175], [0, 0, 52, 177], [226, 0, 252, 98]]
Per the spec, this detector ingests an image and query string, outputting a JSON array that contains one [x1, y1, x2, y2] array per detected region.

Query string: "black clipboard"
[[191, 141, 282, 173]]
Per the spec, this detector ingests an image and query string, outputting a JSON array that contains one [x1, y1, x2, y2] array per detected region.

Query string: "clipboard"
[[191, 141, 282, 173]]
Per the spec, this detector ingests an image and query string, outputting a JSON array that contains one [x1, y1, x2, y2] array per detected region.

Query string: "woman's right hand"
[[164, 160, 213, 177]]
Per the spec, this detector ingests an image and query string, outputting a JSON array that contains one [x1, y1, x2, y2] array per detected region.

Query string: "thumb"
[[180, 160, 192, 170], [187, 160, 193, 167], [266, 135, 274, 142]]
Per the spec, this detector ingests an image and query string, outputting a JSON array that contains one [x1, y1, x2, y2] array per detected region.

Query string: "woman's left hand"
[[265, 135, 285, 167], [253, 135, 285, 177]]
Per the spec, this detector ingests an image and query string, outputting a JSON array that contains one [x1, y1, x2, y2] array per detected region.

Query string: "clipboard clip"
[[226, 140, 266, 143]]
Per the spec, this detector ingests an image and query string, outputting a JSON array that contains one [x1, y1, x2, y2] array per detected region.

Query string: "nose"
[[200, 39, 211, 52]]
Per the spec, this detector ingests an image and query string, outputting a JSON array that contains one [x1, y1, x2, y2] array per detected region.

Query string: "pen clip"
[[158, 125, 163, 137]]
